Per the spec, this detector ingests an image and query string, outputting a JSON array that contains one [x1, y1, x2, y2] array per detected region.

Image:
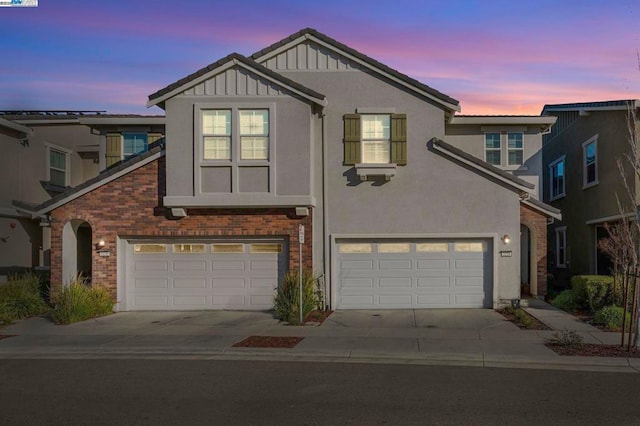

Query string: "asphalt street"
[[1, 359, 639, 425]]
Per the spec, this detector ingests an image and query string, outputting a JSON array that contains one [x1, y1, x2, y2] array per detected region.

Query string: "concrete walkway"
[[0, 299, 638, 373]]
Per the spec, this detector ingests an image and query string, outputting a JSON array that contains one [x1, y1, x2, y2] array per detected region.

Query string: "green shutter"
[[106, 133, 122, 167], [148, 133, 163, 144], [391, 114, 407, 165], [343, 114, 361, 165]]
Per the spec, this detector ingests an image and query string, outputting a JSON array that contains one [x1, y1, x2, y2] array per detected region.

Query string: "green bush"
[[594, 306, 629, 331], [571, 275, 614, 312], [551, 290, 577, 312], [51, 278, 114, 325], [274, 269, 320, 325], [0, 273, 49, 324]]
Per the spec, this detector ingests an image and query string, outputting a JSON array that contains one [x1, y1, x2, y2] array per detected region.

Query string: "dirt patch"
[[304, 310, 332, 325], [546, 343, 640, 358], [0, 335, 17, 340], [497, 308, 550, 330], [232, 336, 304, 348]]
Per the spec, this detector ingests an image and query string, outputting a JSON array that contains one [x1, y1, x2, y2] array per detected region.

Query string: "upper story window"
[[507, 133, 523, 166], [582, 136, 598, 188], [485, 132, 524, 167], [549, 155, 566, 201], [239, 110, 269, 160], [343, 113, 407, 166], [48, 146, 69, 187], [202, 110, 231, 160], [123, 133, 148, 159], [361, 114, 391, 164], [484, 133, 501, 165]]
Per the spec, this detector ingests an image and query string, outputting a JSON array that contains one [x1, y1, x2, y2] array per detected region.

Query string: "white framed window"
[[45, 143, 71, 187], [549, 155, 566, 201], [202, 110, 231, 160], [582, 135, 598, 188], [507, 132, 524, 166], [484, 133, 501, 165], [555, 227, 567, 268], [361, 114, 390, 164], [240, 110, 269, 160]]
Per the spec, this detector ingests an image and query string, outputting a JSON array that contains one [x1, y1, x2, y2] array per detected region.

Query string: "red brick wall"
[[520, 204, 548, 297], [49, 156, 313, 299]]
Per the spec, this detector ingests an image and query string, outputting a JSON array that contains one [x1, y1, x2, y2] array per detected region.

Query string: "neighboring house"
[[542, 100, 640, 285], [27, 28, 559, 311], [0, 111, 165, 281]]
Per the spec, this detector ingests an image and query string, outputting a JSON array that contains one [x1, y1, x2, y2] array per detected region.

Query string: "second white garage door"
[[336, 239, 492, 309], [124, 240, 285, 311]]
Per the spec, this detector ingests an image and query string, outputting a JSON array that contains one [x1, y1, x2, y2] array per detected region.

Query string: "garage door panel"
[[250, 295, 276, 306], [212, 278, 245, 288], [417, 259, 449, 269], [250, 260, 279, 270], [212, 261, 245, 271], [135, 261, 169, 271], [174, 296, 208, 307], [134, 296, 169, 308], [417, 277, 451, 287], [379, 277, 412, 287], [337, 239, 492, 309], [250, 278, 277, 288], [379, 260, 412, 270], [135, 278, 168, 289], [174, 278, 207, 288], [174, 260, 207, 271], [342, 278, 374, 288]]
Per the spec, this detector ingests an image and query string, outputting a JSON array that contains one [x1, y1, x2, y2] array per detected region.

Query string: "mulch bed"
[[0, 335, 17, 340], [304, 310, 332, 325], [232, 336, 304, 348], [546, 343, 640, 358], [497, 308, 550, 330]]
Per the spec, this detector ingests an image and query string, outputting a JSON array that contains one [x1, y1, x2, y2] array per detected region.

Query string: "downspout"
[[321, 106, 331, 311]]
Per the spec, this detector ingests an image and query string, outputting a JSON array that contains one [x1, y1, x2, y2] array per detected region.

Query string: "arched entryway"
[[62, 219, 93, 285]]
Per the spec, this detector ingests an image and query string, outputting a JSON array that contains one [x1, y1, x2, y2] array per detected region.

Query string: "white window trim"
[[507, 132, 524, 166], [556, 226, 567, 268], [361, 114, 391, 164], [45, 143, 71, 187], [484, 132, 501, 166], [582, 135, 599, 189], [549, 155, 566, 201]]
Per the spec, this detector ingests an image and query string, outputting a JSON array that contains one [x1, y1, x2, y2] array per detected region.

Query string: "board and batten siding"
[[260, 41, 358, 71], [182, 67, 286, 97]]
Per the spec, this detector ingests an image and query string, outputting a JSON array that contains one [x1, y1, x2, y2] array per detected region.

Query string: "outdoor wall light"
[[95, 239, 107, 250], [502, 234, 511, 244]]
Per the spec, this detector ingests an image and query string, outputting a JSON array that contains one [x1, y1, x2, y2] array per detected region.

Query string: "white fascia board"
[[0, 117, 33, 135], [78, 117, 166, 126], [586, 212, 636, 225], [255, 34, 460, 113], [450, 116, 557, 126], [521, 199, 562, 221], [543, 101, 640, 113], [31, 151, 163, 219], [431, 143, 532, 194], [147, 59, 326, 108]]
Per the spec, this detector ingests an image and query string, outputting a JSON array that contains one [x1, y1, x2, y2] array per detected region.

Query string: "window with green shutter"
[[343, 113, 407, 166]]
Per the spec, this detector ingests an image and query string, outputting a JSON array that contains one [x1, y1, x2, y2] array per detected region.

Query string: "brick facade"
[[49, 155, 313, 300], [520, 204, 548, 297]]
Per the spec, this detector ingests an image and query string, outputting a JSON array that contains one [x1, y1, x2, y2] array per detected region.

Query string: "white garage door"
[[125, 240, 285, 310], [336, 239, 492, 309]]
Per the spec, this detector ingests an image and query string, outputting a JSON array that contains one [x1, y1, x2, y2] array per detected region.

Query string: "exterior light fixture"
[[502, 235, 510, 244], [98, 239, 106, 247]]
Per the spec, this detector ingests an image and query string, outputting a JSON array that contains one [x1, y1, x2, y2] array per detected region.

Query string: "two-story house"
[[542, 100, 640, 285], [0, 111, 165, 282], [26, 28, 559, 311]]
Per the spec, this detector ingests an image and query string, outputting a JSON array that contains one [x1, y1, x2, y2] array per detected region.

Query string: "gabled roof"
[[147, 53, 327, 108], [430, 137, 534, 192], [542, 99, 639, 114], [522, 196, 562, 220], [27, 141, 166, 219], [250, 28, 460, 112]]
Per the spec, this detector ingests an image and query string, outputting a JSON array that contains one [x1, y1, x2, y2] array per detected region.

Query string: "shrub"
[[547, 329, 584, 346], [594, 306, 629, 331], [0, 273, 49, 324], [570, 275, 614, 312], [551, 289, 577, 312], [274, 269, 320, 325], [51, 278, 114, 325]]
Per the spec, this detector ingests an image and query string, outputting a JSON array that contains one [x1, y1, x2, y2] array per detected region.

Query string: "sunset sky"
[[1, 0, 639, 115]]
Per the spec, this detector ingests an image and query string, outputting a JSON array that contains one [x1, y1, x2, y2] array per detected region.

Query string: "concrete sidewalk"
[[0, 300, 638, 373]]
